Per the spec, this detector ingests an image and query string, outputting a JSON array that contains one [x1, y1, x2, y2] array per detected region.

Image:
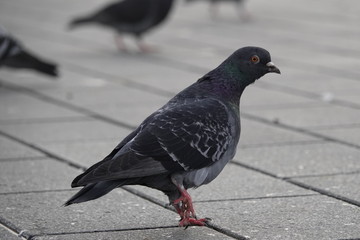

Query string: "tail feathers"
[[69, 16, 95, 29], [32, 60, 58, 77], [64, 180, 125, 206], [4, 51, 58, 77]]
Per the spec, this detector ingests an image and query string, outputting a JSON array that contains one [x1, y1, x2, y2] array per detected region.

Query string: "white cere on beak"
[[266, 62, 276, 67]]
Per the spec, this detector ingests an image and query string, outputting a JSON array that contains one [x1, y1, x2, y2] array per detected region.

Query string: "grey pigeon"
[[0, 27, 58, 77], [64, 46, 280, 227], [69, 0, 174, 52]]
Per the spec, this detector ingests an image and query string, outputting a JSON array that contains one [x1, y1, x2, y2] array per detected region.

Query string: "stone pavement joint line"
[[242, 112, 360, 150], [0, 80, 137, 130], [232, 161, 360, 207]]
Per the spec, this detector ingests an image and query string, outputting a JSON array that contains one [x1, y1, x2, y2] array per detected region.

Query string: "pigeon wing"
[[131, 98, 233, 171]]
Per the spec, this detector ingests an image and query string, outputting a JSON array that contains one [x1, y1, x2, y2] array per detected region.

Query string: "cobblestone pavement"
[[0, 0, 359, 239]]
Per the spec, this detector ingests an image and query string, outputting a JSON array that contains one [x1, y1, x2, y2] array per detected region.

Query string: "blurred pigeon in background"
[[0, 27, 58, 77], [69, 0, 174, 52], [64, 46, 280, 227], [186, 0, 249, 19]]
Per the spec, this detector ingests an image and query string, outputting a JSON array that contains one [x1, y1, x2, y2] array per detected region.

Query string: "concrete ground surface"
[[0, 0, 360, 239]]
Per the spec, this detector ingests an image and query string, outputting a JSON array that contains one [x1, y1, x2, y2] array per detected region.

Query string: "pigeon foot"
[[172, 185, 208, 227], [179, 217, 208, 227]]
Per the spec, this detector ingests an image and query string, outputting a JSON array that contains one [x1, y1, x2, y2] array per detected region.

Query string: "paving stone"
[[32, 227, 233, 240], [292, 173, 360, 203], [0, 119, 129, 143], [0, 225, 19, 240], [41, 139, 120, 167], [0, 88, 83, 122], [245, 104, 360, 129], [241, 86, 316, 109], [233, 142, 360, 177], [238, 118, 317, 148], [0, 190, 178, 236], [0, 158, 81, 193], [195, 195, 360, 240], [0, 135, 44, 160], [314, 126, 360, 146]]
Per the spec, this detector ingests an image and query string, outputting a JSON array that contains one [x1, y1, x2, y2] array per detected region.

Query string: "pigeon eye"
[[251, 55, 260, 64]]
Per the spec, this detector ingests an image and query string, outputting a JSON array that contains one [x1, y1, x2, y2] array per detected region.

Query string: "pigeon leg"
[[135, 37, 156, 53], [237, 1, 251, 21], [171, 181, 208, 227], [114, 35, 127, 51]]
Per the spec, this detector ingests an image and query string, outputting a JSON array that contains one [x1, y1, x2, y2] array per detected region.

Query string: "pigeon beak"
[[266, 62, 281, 74]]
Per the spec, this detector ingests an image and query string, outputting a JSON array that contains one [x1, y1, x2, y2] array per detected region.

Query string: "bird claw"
[[179, 217, 209, 228]]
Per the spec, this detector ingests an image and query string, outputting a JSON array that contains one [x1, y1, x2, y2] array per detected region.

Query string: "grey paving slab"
[[245, 104, 360, 129], [0, 190, 178, 236], [0, 225, 19, 240], [195, 195, 360, 240], [0, 158, 81, 193], [130, 164, 313, 204], [314, 127, 360, 146], [234, 142, 360, 178], [241, 86, 316, 109], [41, 139, 120, 167], [292, 173, 360, 203], [238, 119, 317, 148], [264, 68, 360, 98], [0, 135, 44, 160], [0, 88, 83, 122], [0, 119, 129, 143], [32, 227, 234, 240]]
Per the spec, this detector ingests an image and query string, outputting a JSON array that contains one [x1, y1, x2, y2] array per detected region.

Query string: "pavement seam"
[[27, 226, 179, 240], [193, 193, 320, 203], [231, 161, 360, 207], [0, 129, 87, 171], [0, 81, 137, 130], [0, 189, 76, 196], [0, 156, 48, 162], [256, 81, 360, 111], [241, 112, 360, 150], [0, 116, 91, 125], [286, 170, 360, 179], [0, 216, 29, 240]]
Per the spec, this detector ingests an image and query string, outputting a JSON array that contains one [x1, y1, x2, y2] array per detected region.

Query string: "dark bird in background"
[[0, 27, 58, 77], [69, 0, 174, 52], [186, 0, 249, 20], [64, 46, 280, 227]]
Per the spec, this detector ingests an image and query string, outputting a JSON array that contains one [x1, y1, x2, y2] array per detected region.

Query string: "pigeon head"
[[223, 46, 280, 85]]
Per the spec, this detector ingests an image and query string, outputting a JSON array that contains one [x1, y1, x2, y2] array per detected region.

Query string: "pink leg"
[[172, 184, 208, 227], [114, 35, 127, 51], [136, 39, 156, 53]]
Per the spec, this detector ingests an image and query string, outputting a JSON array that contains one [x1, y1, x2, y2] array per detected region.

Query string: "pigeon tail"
[[32, 59, 58, 77], [64, 180, 125, 206], [68, 16, 95, 29], [3, 51, 58, 77]]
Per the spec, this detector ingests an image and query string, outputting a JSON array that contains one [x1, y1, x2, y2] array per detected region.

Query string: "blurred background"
[[1, 0, 360, 239]]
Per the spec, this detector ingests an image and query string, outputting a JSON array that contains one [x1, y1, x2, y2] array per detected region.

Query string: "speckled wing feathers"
[[131, 98, 233, 171]]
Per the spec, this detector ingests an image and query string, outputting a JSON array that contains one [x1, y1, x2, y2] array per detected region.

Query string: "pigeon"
[[0, 27, 58, 77], [186, 0, 249, 20], [68, 0, 174, 52], [64, 46, 280, 227]]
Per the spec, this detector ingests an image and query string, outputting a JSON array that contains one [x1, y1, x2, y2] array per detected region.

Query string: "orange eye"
[[251, 55, 260, 64]]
